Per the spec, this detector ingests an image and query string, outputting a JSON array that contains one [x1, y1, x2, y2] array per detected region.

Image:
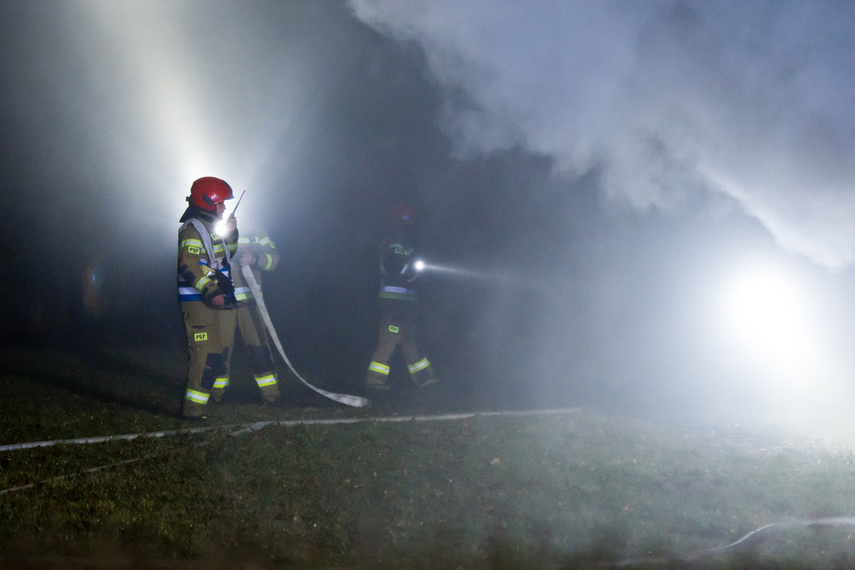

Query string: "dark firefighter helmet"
[[187, 177, 234, 211]]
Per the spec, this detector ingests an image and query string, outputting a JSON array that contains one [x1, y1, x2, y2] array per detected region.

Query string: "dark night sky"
[[2, 1, 855, 432]]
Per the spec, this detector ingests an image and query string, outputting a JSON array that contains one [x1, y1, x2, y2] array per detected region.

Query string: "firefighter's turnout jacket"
[[365, 230, 437, 389], [212, 229, 282, 403], [232, 231, 280, 303], [177, 213, 238, 418]]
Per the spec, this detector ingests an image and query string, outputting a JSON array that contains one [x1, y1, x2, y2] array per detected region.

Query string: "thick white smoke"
[[349, 0, 855, 268]]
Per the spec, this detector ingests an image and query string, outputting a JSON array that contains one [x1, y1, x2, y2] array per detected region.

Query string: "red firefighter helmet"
[[187, 177, 234, 211]]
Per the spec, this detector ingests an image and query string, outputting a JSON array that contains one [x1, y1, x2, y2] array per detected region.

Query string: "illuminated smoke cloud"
[[349, 0, 855, 268]]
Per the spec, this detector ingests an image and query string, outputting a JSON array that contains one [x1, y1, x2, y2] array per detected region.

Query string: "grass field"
[[3, 343, 855, 568]]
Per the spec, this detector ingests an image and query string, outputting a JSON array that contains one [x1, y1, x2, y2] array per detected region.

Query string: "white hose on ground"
[[606, 516, 855, 567], [241, 264, 371, 408], [0, 409, 583, 494], [0, 408, 582, 452]]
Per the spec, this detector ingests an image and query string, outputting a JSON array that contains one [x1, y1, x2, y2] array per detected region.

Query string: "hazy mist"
[[2, 0, 855, 435]]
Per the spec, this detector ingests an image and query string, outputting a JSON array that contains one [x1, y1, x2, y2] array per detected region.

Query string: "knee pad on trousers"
[[201, 352, 227, 391]]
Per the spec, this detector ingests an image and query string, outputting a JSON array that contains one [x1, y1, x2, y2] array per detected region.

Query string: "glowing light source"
[[719, 261, 813, 367], [414, 259, 425, 272], [711, 257, 855, 434], [214, 220, 228, 238]]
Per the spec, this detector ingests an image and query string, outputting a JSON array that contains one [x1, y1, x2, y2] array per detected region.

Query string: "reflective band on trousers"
[[255, 373, 277, 388], [369, 361, 390, 376], [185, 388, 210, 404], [408, 358, 430, 374], [213, 377, 229, 390]]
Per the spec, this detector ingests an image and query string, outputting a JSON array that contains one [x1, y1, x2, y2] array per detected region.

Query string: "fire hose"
[[241, 264, 371, 408]]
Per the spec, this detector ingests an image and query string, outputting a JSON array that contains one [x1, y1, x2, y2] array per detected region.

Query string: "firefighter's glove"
[[240, 250, 257, 267], [206, 291, 236, 309], [210, 271, 234, 295], [203, 271, 235, 308]]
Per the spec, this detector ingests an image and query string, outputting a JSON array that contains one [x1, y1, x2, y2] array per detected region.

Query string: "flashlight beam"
[[416, 262, 484, 279], [416, 260, 563, 295]]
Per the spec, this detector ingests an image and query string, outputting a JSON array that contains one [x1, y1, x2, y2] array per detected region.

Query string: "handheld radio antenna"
[[228, 190, 246, 220]]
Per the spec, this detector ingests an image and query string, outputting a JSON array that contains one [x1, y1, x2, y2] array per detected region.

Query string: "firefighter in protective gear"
[[177, 176, 239, 420], [211, 228, 282, 404], [365, 203, 438, 390]]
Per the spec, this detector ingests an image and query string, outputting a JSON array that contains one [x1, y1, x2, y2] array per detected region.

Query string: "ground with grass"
[[3, 343, 855, 568]]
